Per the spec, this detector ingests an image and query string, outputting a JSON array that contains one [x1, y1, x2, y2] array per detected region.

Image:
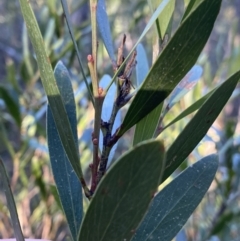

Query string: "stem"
[[95, 43, 137, 185], [96, 102, 120, 185], [87, 0, 104, 192], [90, 0, 98, 80], [94, 36, 127, 186], [61, 0, 94, 105], [88, 54, 98, 96], [87, 57, 102, 168], [90, 95, 104, 193]]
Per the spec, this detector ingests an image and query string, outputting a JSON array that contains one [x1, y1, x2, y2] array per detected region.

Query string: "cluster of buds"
[[115, 35, 137, 107]]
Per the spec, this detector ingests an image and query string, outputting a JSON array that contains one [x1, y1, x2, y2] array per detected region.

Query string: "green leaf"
[[162, 89, 213, 130], [133, 0, 175, 145], [182, 0, 203, 21], [184, 0, 192, 8], [133, 104, 163, 146], [0, 86, 21, 127], [117, 0, 221, 137], [78, 140, 165, 241], [0, 157, 25, 241], [149, 0, 175, 39], [132, 154, 218, 241], [163, 78, 240, 130], [18, 0, 84, 183], [47, 61, 83, 241], [157, 65, 203, 134], [162, 70, 240, 182], [133, 44, 161, 145], [97, 0, 115, 64]]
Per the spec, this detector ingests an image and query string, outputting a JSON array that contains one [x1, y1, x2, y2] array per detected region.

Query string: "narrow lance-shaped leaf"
[[133, 104, 163, 146], [136, 44, 149, 87], [158, 65, 203, 129], [133, 0, 175, 145], [182, 0, 202, 21], [166, 65, 203, 111], [163, 89, 213, 130], [47, 61, 83, 240], [132, 154, 218, 241], [97, 0, 115, 65], [117, 0, 222, 137], [133, 44, 160, 146], [162, 82, 240, 130], [18, 0, 84, 184], [78, 140, 165, 241], [162, 70, 240, 183], [0, 157, 25, 241], [149, 0, 175, 40]]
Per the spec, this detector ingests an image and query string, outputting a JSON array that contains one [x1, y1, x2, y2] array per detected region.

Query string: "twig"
[[88, 0, 107, 194], [94, 40, 137, 187], [88, 54, 104, 193], [90, 0, 98, 79], [96, 103, 120, 186], [60, 0, 94, 105]]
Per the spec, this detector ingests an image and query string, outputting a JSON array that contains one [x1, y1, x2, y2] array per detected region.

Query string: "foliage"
[[0, 0, 240, 240]]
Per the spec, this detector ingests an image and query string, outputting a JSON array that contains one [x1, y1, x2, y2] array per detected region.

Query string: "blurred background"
[[0, 0, 240, 240]]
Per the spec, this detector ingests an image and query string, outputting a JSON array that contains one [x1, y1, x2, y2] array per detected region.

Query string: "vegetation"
[[0, 0, 240, 240]]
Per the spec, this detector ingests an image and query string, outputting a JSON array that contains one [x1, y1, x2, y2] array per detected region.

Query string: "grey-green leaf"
[[132, 154, 218, 241], [136, 44, 149, 87], [78, 140, 165, 241], [162, 89, 214, 131], [0, 157, 24, 241], [117, 0, 222, 137], [47, 61, 82, 241], [19, 0, 84, 182], [97, 0, 115, 64], [162, 70, 240, 182]]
